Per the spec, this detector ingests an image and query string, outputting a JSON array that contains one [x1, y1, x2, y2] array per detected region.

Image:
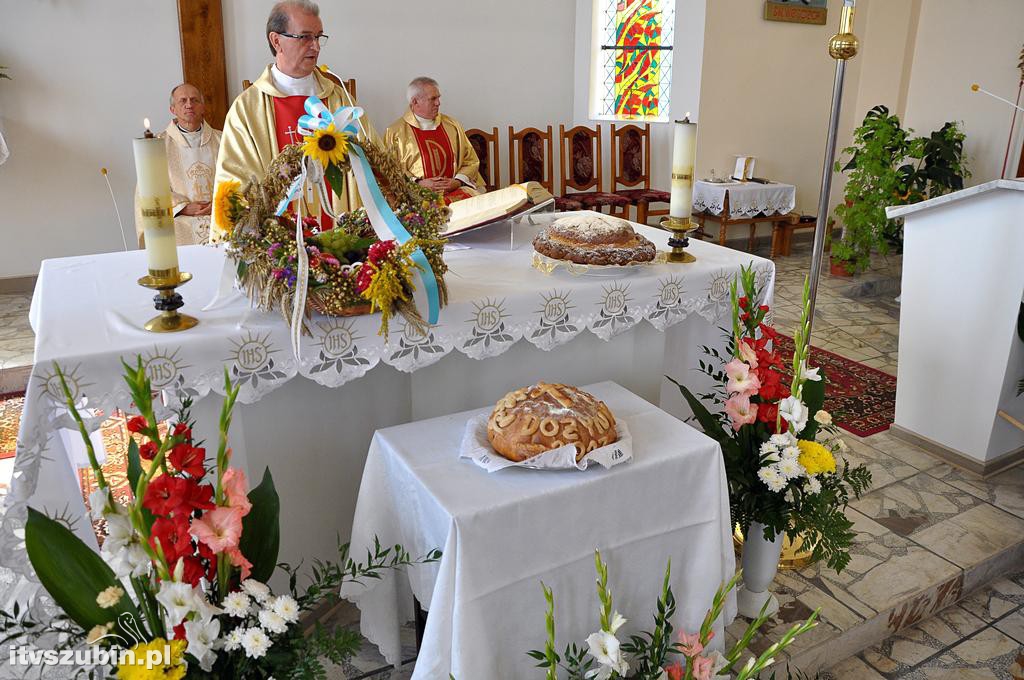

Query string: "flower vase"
[[736, 522, 783, 618]]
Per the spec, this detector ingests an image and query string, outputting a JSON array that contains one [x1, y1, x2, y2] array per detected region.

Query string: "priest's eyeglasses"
[[277, 32, 329, 47]]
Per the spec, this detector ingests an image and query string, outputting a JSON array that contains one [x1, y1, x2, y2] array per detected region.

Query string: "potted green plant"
[[831, 106, 968, 276]]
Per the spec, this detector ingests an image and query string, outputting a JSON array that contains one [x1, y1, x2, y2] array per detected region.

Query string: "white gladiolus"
[[584, 630, 629, 679], [184, 617, 221, 672], [156, 581, 200, 626], [778, 396, 809, 434]]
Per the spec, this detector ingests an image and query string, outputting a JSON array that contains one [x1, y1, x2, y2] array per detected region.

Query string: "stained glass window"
[[594, 0, 675, 121]]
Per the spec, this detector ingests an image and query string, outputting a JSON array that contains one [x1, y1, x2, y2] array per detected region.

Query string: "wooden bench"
[[770, 214, 817, 258]]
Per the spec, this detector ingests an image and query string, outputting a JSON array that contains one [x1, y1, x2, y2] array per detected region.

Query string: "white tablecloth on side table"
[[340, 381, 736, 679], [692, 180, 796, 219]]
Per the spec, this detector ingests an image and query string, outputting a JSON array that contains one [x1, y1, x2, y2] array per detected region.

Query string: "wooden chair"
[[508, 125, 555, 198], [609, 123, 671, 225], [466, 127, 500, 193], [558, 124, 630, 214], [241, 74, 356, 98]]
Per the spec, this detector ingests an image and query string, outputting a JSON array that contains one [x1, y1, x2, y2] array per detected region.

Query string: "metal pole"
[[807, 0, 859, 342]]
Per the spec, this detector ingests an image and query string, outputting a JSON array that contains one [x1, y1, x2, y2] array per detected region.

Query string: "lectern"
[[886, 179, 1024, 475]]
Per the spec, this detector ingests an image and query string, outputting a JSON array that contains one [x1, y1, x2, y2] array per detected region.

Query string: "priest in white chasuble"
[[211, 0, 379, 242], [152, 83, 221, 245], [385, 77, 485, 205]]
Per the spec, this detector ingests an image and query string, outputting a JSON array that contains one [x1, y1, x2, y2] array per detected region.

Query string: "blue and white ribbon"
[[282, 96, 441, 355]]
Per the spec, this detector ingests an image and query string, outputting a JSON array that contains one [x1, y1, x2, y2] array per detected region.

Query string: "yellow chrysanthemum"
[[117, 638, 187, 680], [797, 440, 836, 476], [214, 179, 241, 230], [302, 124, 350, 167]]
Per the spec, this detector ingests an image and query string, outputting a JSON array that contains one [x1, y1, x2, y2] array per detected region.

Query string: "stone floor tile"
[[860, 434, 940, 472], [823, 655, 887, 679], [960, 576, 1024, 622], [905, 627, 1022, 679], [851, 472, 983, 538], [843, 438, 932, 490], [996, 608, 1024, 645], [910, 504, 1024, 570], [927, 465, 1024, 521]]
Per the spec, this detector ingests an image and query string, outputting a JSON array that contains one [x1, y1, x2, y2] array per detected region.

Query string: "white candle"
[[669, 114, 697, 220], [133, 119, 179, 274]]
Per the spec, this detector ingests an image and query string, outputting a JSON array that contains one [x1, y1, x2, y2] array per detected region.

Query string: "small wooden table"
[[692, 181, 797, 254]]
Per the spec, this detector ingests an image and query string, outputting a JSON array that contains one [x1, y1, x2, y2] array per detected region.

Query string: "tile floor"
[[1, 237, 1021, 679]]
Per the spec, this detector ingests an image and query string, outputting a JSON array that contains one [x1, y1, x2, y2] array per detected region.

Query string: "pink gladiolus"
[[724, 394, 758, 430], [222, 468, 252, 517], [227, 547, 253, 580], [725, 359, 761, 396], [677, 631, 704, 657], [190, 506, 244, 553], [738, 339, 759, 368], [692, 655, 714, 680]]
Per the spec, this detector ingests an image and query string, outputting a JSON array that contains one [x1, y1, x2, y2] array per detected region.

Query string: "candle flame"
[[971, 83, 980, 91], [685, 111, 691, 118], [143, 117, 151, 130], [100, 167, 108, 175]]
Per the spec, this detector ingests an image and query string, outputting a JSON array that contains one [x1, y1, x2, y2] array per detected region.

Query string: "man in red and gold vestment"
[[385, 77, 485, 205], [211, 0, 378, 241]]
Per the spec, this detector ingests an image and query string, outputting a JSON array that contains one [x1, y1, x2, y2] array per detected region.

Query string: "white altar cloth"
[[2, 213, 773, 604], [340, 382, 736, 679], [692, 180, 796, 219]]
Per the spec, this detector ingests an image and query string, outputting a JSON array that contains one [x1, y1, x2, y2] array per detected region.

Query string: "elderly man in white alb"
[[138, 83, 222, 245], [211, 0, 377, 241], [385, 77, 485, 205]]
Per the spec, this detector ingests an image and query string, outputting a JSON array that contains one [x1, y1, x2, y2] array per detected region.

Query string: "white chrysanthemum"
[[757, 466, 787, 493], [777, 457, 805, 480], [272, 595, 300, 624], [759, 441, 780, 462], [241, 627, 271, 659], [96, 585, 124, 609], [223, 627, 244, 652], [223, 591, 252, 618], [259, 609, 288, 635], [781, 446, 801, 461], [806, 476, 823, 495], [769, 433, 794, 448], [241, 580, 272, 603]]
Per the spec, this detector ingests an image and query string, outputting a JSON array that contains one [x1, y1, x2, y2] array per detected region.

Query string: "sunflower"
[[797, 439, 836, 476], [214, 179, 241, 231], [302, 124, 350, 167]]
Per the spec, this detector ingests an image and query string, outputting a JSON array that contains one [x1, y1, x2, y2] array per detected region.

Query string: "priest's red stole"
[[410, 124, 472, 204], [272, 95, 334, 229]]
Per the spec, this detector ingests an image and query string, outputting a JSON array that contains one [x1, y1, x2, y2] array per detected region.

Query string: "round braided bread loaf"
[[533, 214, 656, 265], [486, 382, 618, 462]]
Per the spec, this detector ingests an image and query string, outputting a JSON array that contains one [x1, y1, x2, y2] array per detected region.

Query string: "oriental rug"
[[0, 391, 25, 461], [775, 335, 897, 437]]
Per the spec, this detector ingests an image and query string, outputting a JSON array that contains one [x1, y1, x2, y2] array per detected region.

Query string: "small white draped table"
[[340, 381, 736, 679], [2, 212, 773, 606]]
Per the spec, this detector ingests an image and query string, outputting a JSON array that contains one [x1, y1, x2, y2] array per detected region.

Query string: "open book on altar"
[[444, 184, 533, 235]]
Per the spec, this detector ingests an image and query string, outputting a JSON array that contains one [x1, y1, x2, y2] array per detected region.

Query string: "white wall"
[[0, 1, 183, 278], [903, 0, 1024, 184], [0, 0, 578, 278]]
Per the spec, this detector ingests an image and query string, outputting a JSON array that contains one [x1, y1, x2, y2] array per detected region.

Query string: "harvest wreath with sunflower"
[[215, 120, 449, 337]]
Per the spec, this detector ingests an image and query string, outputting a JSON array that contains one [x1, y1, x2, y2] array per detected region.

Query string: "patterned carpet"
[[775, 335, 897, 437], [0, 391, 26, 460]]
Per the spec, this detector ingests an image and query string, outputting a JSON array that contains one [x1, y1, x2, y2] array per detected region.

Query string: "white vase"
[[736, 521, 783, 618]]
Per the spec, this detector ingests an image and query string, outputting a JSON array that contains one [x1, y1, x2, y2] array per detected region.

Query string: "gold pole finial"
[[828, 0, 859, 61]]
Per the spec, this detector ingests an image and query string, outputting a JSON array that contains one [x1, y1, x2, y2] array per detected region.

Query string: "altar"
[[1, 214, 774, 602]]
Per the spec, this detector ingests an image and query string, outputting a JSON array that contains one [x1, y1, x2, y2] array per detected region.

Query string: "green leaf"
[[798, 368, 826, 440], [239, 468, 280, 584], [25, 507, 142, 635], [125, 440, 155, 532], [667, 376, 730, 445], [325, 162, 347, 201]]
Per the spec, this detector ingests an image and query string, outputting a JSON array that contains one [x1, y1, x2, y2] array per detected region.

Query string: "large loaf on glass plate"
[[486, 382, 618, 462], [532, 214, 656, 265]]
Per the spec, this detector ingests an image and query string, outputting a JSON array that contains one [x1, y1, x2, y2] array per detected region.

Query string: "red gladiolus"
[[143, 475, 191, 516], [737, 296, 749, 309], [139, 441, 158, 461], [179, 555, 206, 587], [173, 622, 186, 640], [172, 422, 192, 440], [150, 515, 192, 566], [126, 415, 148, 433], [759, 323, 778, 340], [169, 443, 206, 478], [182, 479, 215, 513]]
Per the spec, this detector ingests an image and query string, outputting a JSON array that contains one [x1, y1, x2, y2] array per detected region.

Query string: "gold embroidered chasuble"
[[211, 65, 380, 241], [384, 111, 485, 199]]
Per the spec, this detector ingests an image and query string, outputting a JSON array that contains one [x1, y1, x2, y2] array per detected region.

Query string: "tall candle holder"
[[138, 269, 198, 332], [664, 114, 698, 263], [133, 120, 197, 333]]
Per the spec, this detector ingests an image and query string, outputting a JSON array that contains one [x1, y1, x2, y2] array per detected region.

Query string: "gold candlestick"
[[660, 216, 697, 263], [138, 268, 198, 332]]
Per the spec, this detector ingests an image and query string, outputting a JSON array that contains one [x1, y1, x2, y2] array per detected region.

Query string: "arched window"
[[593, 0, 676, 122]]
